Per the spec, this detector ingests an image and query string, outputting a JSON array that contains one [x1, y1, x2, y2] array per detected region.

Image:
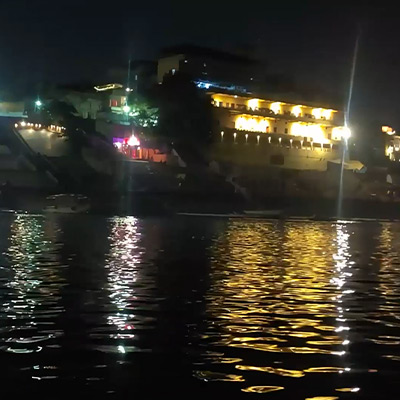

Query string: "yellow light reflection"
[[207, 221, 345, 372]]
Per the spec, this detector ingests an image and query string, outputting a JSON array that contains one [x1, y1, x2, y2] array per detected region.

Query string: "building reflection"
[[2, 215, 64, 358], [105, 217, 143, 342], [202, 220, 358, 381]]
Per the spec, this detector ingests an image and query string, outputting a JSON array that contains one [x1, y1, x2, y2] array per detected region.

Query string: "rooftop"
[[160, 44, 257, 65]]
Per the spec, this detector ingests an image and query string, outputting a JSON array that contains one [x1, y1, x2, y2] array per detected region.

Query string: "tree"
[[156, 72, 212, 148]]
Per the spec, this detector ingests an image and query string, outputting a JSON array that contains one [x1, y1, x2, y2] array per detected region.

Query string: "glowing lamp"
[[270, 102, 281, 114], [312, 108, 322, 119], [382, 125, 395, 135], [20, 121, 26, 127], [127, 135, 140, 147], [292, 105, 302, 118], [247, 98, 259, 111], [341, 127, 351, 140], [35, 100, 42, 107], [123, 105, 131, 114]]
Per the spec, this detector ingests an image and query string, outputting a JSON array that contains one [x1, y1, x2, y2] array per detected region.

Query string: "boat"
[[43, 194, 90, 214]]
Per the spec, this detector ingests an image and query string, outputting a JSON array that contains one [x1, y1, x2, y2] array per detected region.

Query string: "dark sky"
[[0, 0, 398, 132]]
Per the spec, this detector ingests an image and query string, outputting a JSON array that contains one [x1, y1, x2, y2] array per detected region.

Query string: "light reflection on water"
[[0, 215, 399, 397]]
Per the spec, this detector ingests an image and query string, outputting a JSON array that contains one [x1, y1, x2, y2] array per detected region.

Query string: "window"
[[285, 128, 288, 134], [110, 99, 118, 107], [274, 127, 277, 133], [219, 101, 223, 107], [328, 133, 332, 140], [231, 103, 235, 109]]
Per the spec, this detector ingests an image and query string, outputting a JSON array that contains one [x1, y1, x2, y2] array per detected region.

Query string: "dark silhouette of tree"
[[156, 72, 212, 149]]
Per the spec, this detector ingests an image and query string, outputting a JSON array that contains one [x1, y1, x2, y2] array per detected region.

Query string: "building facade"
[[158, 45, 259, 93], [210, 92, 350, 171]]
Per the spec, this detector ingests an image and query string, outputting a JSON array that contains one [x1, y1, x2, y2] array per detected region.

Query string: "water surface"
[[0, 214, 399, 398]]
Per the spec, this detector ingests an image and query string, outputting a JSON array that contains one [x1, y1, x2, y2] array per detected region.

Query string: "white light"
[[118, 345, 126, 354], [114, 142, 122, 149], [20, 121, 26, 127], [35, 100, 42, 107], [125, 87, 132, 92], [123, 105, 131, 113], [14, 123, 18, 128], [127, 135, 140, 147], [342, 127, 351, 140]]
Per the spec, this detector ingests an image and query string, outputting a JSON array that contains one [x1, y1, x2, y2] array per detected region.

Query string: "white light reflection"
[[3, 215, 63, 376], [105, 217, 142, 340], [332, 223, 352, 372]]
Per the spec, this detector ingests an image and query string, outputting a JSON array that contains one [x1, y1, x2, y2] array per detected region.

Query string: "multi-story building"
[[158, 45, 259, 93], [210, 92, 350, 171]]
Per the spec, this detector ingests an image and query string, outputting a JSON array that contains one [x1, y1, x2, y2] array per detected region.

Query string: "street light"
[[35, 100, 42, 107]]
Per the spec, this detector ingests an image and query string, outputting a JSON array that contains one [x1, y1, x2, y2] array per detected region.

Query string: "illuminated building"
[[157, 45, 258, 93], [210, 92, 352, 171], [382, 125, 400, 162]]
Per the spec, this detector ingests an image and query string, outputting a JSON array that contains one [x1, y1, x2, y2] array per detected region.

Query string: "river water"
[[0, 214, 399, 398]]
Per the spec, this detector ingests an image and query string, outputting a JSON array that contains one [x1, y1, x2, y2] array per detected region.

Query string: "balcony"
[[213, 102, 338, 124]]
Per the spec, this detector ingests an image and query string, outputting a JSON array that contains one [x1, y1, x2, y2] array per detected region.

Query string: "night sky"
[[0, 1, 398, 134]]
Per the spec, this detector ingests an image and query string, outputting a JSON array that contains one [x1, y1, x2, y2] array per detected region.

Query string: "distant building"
[[158, 45, 259, 93], [0, 101, 25, 118], [210, 92, 352, 171], [107, 61, 157, 95], [51, 85, 104, 120], [382, 125, 400, 162]]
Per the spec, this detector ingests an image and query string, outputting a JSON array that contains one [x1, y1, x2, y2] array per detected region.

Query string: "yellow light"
[[382, 125, 395, 135], [332, 126, 351, 140], [386, 146, 393, 157], [235, 116, 269, 133], [322, 109, 333, 120], [94, 83, 123, 92], [292, 105, 302, 118], [312, 108, 322, 119], [247, 98, 259, 110], [291, 123, 328, 143], [270, 102, 281, 114], [291, 122, 304, 137]]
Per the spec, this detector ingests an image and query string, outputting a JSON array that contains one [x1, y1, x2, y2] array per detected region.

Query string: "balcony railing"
[[213, 102, 337, 123]]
